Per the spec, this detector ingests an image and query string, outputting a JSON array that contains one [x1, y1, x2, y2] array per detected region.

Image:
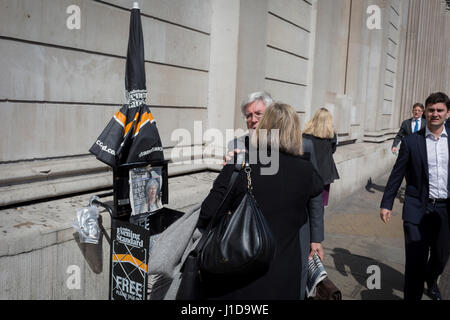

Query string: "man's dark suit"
[[381, 128, 450, 299], [392, 117, 426, 149]]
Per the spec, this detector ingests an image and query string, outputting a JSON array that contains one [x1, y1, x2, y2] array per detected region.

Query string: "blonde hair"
[[303, 107, 335, 139], [252, 102, 303, 156]]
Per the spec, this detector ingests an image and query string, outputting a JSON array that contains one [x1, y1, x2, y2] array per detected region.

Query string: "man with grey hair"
[[241, 91, 274, 130], [226, 91, 325, 299], [227, 91, 274, 151]]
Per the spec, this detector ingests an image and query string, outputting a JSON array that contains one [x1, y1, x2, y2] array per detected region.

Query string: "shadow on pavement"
[[365, 177, 405, 203], [330, 248, 404, 300]]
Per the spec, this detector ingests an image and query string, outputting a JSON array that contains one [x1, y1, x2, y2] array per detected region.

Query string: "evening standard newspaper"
[[306, 253, 328, 298], [129, 165, 163, 216]]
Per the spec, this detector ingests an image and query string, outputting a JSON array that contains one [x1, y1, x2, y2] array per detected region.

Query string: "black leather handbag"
[[198, 153, 275, 276], [176, 153, 275, 300], [176, 164, 243, 300]]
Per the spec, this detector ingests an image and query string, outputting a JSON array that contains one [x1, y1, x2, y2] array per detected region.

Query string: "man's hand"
[[391, 146, 398, 155], [309, 242, 324, 261], [222, 149, 245, 166], [380, 208, 391, 224]]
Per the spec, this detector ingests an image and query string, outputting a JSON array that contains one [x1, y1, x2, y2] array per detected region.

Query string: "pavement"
[[1, 170, 449, 300], [321, 173, 450, 300]]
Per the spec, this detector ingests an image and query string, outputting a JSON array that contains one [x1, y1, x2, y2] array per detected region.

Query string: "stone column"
[[342, 0, 369, 142], [310, 0, 352, 139], [207, 0, 270, 152], [233, 0, 269, 131], [447, 10, 450, 93], [364, 0, 389, 133], [400, 0, 450, 119], [207, 0, 241, 150]]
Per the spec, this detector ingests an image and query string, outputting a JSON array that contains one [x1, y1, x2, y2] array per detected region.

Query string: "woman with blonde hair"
[[303, 107, 340, 206], [197, 102, 323, 299], [252, 102, 303, 156]]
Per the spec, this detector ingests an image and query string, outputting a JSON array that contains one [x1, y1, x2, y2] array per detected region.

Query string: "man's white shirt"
[[425, 126, 449, 199]]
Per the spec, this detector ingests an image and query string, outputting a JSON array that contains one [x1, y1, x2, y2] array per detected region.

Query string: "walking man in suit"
[[226, 91, 325, 299], [380, 92, 450, 300], [391, 103, 425, 155]]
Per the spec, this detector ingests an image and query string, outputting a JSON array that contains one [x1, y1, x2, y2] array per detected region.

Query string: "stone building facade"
[[1, 0, 449, 207], [0, 0, 450, 300]]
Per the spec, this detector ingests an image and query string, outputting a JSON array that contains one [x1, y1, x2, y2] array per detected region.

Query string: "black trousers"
[[403, 202, 449, 300]]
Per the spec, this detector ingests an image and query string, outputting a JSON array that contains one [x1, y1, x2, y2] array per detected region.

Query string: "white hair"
[[240, 91, 273, 116]]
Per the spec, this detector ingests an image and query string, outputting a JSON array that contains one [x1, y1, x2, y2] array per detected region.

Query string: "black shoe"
[[426, 282, 442, 300]]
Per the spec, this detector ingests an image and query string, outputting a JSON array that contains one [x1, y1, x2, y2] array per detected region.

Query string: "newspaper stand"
[[92, 160, 184, 300]]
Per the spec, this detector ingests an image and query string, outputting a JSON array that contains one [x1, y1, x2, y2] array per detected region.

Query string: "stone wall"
[[1, 1, 450, 207], [0, 0, 212, 206]]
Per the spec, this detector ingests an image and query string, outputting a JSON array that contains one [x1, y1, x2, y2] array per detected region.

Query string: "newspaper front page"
[[129, 165, 163, 216]]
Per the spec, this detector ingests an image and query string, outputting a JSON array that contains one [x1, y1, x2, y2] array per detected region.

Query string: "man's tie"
[[413, 119, 419, 133]]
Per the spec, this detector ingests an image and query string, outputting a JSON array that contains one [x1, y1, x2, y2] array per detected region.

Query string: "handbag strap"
[[192, 152, 246, 255]]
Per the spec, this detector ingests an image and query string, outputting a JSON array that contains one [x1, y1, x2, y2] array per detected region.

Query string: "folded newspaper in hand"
[[306, 253, 328, 298]]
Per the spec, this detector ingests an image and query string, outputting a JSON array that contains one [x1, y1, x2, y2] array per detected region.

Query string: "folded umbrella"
[[89, 4, 164, 167]]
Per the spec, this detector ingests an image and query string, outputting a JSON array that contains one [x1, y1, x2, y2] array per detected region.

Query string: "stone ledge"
[[0, 191, 113, 257], [0, 155, 110, 185], [0, 147, 216, 207], [0, 171, 218, 257], [0, 172, 113, 207], [334, 141, 390, 163]]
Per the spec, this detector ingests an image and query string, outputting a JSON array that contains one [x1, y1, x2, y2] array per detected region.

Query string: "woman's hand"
[[309, 242, 324, 261], [222, 149, 245, 166]]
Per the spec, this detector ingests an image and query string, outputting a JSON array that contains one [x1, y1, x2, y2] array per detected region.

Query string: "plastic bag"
[[73, 204, 101, 244]]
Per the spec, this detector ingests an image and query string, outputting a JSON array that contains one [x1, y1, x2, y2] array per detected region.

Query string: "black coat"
[[302, 133, 340, 185], [198, 151, 323, 299]]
